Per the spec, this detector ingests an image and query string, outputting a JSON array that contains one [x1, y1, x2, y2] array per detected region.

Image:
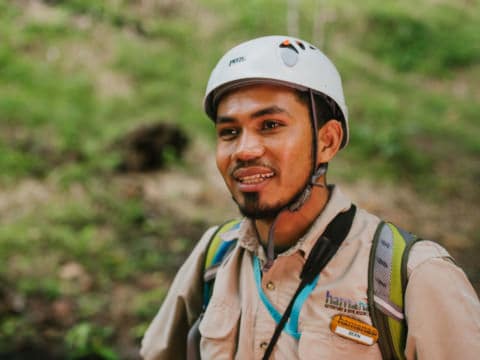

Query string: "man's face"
[[215, 84, 313, 219]]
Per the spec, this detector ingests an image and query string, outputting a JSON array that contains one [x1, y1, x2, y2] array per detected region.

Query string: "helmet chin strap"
[[287, 162, 327, 212], [263, 89, 327, 271]]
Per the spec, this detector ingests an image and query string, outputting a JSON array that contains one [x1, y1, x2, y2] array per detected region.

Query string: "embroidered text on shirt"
[[324, 290, 368, 316]]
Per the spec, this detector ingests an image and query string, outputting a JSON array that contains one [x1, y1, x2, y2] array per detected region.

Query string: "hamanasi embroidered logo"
[[324, 290, 368, 316]]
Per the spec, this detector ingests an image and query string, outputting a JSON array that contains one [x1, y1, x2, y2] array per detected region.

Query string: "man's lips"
[[232, 166, 275, 185], [236, 172, 275, 184]]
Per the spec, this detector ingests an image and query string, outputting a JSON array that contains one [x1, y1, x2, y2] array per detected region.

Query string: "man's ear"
[[316, 119, 343, 163]]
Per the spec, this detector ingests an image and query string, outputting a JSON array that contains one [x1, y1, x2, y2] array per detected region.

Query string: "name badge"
[[330, 314, 379, 346]]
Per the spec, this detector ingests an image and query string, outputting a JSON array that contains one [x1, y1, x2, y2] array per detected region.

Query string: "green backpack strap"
[[368, 222, 423, 360], [202, 219, 241, 309], [186, 219, 241, 360], [187, 220, 241, 360]]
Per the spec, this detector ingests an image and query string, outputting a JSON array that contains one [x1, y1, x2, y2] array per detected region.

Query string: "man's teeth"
[[238, 173, 274, 184]]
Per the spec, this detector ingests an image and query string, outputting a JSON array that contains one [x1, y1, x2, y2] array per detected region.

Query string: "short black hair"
[[294, 90, 344, 129]]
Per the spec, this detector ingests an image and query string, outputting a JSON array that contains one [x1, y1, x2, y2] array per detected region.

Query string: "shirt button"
[[260, 341, 268, 350], [266, 281, 275, 291]]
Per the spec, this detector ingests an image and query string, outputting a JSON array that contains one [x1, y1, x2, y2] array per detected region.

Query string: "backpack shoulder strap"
[[368, 221, 423, 360], [187, 219, 241, 360], [202, 219, 241, 308]]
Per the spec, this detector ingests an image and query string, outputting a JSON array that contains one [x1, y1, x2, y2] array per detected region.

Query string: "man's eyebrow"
[[215, 116, 236, 125], [251, 106, 291, 118], [215, 106, 291, 124]]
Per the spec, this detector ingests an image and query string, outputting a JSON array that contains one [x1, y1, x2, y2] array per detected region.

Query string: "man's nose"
[[232, 132, 265, 162]]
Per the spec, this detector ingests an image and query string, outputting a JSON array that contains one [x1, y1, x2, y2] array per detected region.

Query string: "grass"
[[363, 5, 480, 74], [0, 0, 479, 358]]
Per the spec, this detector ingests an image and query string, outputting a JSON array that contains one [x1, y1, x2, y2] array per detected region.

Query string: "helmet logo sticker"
[[228, 56, 246, 67]]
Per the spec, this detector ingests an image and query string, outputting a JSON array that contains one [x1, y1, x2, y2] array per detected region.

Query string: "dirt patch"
[[0, 180, 53, 224], [341, 180, 476, 248]]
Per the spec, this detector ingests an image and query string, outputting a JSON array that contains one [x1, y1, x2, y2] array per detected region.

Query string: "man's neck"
[[254, 185, 331, 250]]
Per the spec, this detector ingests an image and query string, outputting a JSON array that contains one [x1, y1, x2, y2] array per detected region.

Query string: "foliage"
[[363, 6, 480, 74], [65, 323, 117, 360]]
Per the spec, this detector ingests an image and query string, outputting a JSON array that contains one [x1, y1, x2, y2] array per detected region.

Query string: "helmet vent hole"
[[279, 41, 299, 54], [296, 41, 305, 50]]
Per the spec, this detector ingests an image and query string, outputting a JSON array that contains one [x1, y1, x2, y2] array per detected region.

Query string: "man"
[[141, 36, 480, 359]]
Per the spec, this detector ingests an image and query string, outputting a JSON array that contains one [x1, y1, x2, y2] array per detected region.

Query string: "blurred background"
[[0, 0, 479, 358]]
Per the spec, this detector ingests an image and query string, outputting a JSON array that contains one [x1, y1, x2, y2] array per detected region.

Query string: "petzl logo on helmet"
[[228, 56, 246, 66]]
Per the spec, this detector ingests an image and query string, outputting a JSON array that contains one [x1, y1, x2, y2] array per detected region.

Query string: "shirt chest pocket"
[[298, 322, 382, 360], [199, 301, 241, 359]]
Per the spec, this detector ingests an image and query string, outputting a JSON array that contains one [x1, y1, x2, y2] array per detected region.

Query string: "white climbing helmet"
[[204, 35, 349, 148]]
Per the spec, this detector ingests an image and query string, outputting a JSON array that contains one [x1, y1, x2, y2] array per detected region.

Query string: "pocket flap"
[[199, 302, 241, 339]]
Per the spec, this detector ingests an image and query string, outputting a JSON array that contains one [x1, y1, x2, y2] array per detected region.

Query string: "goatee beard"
[[235, 192, 282, 220], [234, 180, 310, 220], [230, 158, 315, 220]]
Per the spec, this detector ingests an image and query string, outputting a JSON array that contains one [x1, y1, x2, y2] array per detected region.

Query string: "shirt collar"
[[236, 185, 352, 261]]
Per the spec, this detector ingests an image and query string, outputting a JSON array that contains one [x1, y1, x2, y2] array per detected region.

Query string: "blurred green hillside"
[[0, 0, 479, 358]]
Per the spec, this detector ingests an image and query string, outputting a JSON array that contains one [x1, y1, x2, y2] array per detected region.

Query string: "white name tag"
[[334, 325, 375, 345]]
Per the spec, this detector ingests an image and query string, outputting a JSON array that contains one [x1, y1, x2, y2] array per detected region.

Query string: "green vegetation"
[[0, 0, 479, 358]]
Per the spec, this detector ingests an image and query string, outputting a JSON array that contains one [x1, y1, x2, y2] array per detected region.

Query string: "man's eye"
[[262, 120, 281, 130], [218, 128, 239, 139]]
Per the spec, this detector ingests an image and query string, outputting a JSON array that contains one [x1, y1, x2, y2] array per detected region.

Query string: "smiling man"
[[141, 36, 480, 360]]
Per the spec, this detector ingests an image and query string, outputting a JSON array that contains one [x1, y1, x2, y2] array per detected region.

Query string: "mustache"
[[228, 160, 277, 176]]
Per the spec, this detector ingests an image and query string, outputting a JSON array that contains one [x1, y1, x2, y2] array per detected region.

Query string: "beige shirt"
[[141, 186, 480, 359]]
